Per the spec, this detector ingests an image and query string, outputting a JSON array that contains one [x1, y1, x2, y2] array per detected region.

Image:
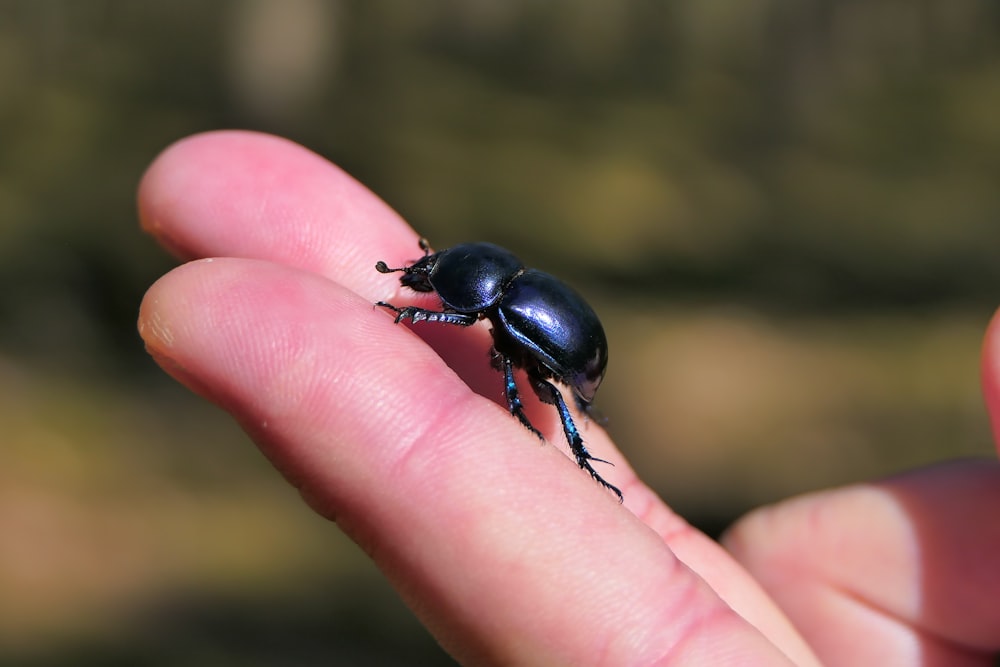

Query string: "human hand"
[[137, 131, 1000, 665]]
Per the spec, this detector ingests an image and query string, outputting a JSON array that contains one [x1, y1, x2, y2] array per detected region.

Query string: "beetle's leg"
[[491, 351, 543, 440], [529, 375, 623, 502], [376, 302, 478, 326]]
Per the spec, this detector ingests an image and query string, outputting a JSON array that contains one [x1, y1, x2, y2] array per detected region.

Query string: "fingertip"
[[137, 257, 211, 359], [137, 130, 418, 294], [136, 256, 477, 461], [138, 131, 291, 257]]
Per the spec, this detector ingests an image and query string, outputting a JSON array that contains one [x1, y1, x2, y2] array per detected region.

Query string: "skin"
[[137, 130, 1000, 666]]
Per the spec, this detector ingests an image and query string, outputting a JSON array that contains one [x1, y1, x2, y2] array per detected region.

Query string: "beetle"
[[375, 239, 621, 501]]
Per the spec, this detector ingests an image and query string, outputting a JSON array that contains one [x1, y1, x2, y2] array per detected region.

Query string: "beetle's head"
[[375, 249, 440, 293], [399, 264, 435, 292]]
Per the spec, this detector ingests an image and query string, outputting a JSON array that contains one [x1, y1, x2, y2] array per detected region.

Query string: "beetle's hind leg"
[[529, 374, 623, 502]]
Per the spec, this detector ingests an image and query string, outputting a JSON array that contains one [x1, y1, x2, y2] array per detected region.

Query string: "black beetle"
[[375, 239, 621, 501]]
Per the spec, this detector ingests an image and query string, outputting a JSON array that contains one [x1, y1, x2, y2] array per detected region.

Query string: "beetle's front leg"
[[376, 302, 479, 326]]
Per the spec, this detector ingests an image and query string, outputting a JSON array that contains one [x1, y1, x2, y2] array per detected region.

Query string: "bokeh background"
[[2, 1, 998, 664]]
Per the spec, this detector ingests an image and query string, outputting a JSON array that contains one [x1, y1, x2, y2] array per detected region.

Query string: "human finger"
[[139, 257, 795, 665], [724, 459, 1000, 666]]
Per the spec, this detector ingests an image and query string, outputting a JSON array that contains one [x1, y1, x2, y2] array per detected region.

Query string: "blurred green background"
[[1, 1, 997, 664]]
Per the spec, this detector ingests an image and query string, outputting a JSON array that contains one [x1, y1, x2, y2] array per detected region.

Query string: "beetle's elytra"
[[375, 239, 620, 501]]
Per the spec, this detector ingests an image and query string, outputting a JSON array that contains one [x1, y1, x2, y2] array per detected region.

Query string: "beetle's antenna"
[[375, 261, 404, 274], [376, 238, 434, 274]]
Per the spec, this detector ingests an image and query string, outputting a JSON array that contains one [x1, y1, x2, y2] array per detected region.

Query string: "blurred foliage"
[[0, 0, 997, 664]]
